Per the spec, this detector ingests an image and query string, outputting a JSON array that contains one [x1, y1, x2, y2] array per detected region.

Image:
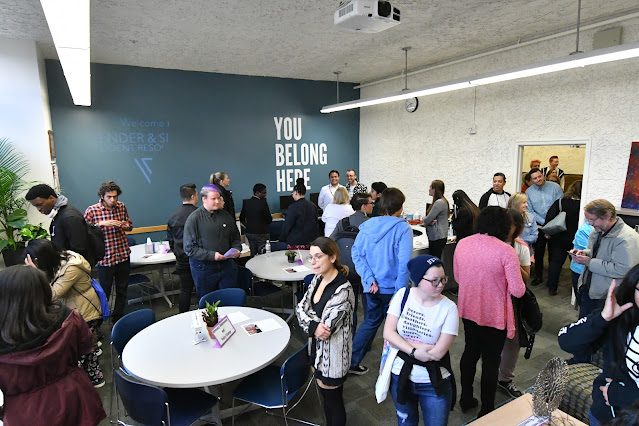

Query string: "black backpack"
[[334, 217, 360, 275], [85, 223, 106, 266]]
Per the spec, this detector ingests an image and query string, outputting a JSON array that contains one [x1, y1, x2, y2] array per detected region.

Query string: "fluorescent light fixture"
[[40, 0, 91, 106], [321, 40, 639, 113]]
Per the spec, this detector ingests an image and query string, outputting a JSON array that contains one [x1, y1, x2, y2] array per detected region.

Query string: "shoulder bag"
[[540, 198, 567, 235]]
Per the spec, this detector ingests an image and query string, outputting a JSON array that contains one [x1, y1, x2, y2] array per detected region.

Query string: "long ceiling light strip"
[[321, 40, 639, 113], [40, 0, 91, 106]]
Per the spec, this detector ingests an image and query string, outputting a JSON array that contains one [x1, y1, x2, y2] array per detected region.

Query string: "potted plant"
[[285, 249, 297, 263], [0, 138, 49, 265], [202, 300, 221, 337]]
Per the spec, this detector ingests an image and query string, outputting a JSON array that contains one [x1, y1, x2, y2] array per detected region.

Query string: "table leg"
[[156, 265, 173, 308]]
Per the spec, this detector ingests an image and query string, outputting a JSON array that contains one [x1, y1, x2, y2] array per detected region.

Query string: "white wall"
[[522, 145, 586, 175], [0, 38, 54, 227], [359, 19, 639, 215]]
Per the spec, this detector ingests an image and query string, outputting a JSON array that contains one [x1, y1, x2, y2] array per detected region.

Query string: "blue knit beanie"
[[407, 255, 444, 285]]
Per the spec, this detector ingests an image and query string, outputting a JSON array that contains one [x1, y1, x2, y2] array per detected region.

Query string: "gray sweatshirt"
[[423, 198, 449, 241]]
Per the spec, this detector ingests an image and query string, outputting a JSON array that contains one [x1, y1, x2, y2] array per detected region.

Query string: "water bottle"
[[447, 223, 454, 240], [265, 240, 271, 254]]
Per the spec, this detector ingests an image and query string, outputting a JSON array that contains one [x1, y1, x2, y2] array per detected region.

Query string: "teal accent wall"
[[46, 61, 359, 227]]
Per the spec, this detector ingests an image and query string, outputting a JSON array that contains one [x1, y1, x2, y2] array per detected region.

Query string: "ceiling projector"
[[334, 0, 401, 33]]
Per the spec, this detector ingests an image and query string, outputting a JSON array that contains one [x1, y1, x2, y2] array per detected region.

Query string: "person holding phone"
[[570, 199, 639, 319]]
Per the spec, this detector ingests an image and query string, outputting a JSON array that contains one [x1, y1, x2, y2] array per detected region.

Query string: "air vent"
[[339, 3, 354, 17]]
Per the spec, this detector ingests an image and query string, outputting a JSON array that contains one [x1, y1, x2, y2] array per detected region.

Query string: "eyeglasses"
[[422, 276, 448, 287], [306, 254, 326, 262]]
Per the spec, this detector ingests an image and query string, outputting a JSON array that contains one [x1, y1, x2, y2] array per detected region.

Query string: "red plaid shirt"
[[84, 200, 133, 267]]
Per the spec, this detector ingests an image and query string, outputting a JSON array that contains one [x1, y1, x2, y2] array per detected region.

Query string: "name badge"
[[211, 315, 236, 347]]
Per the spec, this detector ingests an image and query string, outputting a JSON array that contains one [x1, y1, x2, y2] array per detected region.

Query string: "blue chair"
[[231, 342, 320, 426], [126, 237, 156, 306], [295, 273, 315, 303], [110, 309, 156, 370], [114, 369, 217, 426], [198, 288, 246, 309], [240, 265, 284, 310]]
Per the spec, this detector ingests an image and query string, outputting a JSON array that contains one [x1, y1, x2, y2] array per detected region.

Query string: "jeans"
[[460, 319, 507, 415], [246, 233, 269, 258], [579, 287, 605, 319], [571, 271, 581, 300], [189, 258, 238, 302], [547, 239, 572, 291], [532, 229, 547, 280], [350, 292, 393, 368], [390, 374, 452, 426], [588, 409, 600, 426], [98, 260, 130, 322], [177, 269, 195, 313]]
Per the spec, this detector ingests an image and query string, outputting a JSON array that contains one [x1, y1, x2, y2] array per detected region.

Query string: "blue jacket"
[[351, 216, 413, 294], [570, 222, 594, 274]]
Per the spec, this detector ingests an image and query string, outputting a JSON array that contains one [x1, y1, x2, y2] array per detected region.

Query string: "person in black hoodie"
[[280, 178, 319, 248], [240, 183, 272, 257], [210, 171, 236, 219], [25, 184, 89, 259], [558, 264, 639, 426], [451, 190, 480, 241]]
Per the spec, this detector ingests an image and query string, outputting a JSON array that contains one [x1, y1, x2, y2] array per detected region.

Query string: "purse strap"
[[68, 271, 101, 317]]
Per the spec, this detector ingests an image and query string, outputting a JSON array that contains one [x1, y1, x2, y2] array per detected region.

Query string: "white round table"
[[122, 306, 291, 388], [244, 250, 312, 281]]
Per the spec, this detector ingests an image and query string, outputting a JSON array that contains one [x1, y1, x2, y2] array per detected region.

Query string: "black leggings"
[[319, 385, 346, 426], [429, 238, 447, 260]]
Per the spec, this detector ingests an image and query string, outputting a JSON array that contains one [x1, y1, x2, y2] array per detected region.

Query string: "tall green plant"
[[0, 138, 47, 251]]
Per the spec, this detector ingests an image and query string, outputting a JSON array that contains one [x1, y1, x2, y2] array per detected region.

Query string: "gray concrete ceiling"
[[1, 0, 638, 83]]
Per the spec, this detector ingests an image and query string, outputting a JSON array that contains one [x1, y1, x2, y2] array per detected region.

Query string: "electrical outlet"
[[468, 123, 477, 135]]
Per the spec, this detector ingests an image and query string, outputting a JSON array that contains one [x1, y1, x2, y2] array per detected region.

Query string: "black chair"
[[114, 369, 218, 426], [231, 342, 320, 426], [198, 288, 246, 309]]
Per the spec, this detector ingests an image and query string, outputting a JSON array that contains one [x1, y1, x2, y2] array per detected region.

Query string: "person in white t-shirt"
[[497, 209, 532, 399], [322, 187, 354, 237], [383, 255, 458, 426]]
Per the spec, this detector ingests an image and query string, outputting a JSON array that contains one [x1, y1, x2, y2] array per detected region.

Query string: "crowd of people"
[[2, 156, 639, 426]]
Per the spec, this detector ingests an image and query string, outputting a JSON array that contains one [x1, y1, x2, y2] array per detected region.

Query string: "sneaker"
[[95, 348, 103, 357], [93, 377, 106, 388], [530, 277, 542, 286], [498, 380, 523, 398], [96, 341, 103, 348], [348, 365, 369, 375]]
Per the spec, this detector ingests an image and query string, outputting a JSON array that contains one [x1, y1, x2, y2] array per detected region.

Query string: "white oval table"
[[245, 250, 312, 322], [122, 306, 291, 388]]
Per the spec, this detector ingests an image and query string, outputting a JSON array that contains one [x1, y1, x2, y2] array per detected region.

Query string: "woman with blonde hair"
[[507, 193, 537, 255], [423, 180, 449, 259], [322, 186, 354, 237], [297, 237, 354, 426]]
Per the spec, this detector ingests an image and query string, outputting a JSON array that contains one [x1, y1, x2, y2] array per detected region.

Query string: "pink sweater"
[[454, 234, 525, 339]]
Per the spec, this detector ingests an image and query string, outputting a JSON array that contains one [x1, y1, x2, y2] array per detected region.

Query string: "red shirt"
[[84, 200, 132, 266]]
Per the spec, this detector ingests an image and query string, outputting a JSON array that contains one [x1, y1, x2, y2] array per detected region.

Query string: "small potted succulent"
[[202, 300, 221, 337], [285, 250, 297, 263]]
